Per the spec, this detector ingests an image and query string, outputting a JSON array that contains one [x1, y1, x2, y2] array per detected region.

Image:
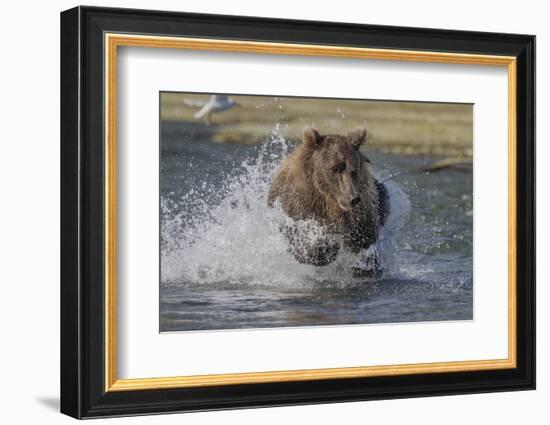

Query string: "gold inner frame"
[[104, 33, 518, 392]]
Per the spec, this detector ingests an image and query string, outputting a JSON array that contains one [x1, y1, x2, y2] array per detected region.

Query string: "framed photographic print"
[[60, 6, 535, 419]]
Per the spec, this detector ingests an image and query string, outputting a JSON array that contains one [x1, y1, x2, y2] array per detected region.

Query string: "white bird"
[[183, 95, 239, 126]]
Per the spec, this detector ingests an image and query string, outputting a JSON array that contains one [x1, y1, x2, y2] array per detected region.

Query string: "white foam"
[[375, 179, 412, 277]]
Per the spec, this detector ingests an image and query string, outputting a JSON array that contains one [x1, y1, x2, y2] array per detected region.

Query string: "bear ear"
[[348, 128, 368, 149], [302, 127, 323, 148]]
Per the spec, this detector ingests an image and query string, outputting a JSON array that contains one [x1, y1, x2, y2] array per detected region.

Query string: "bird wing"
[[194, 103, 211, 119]]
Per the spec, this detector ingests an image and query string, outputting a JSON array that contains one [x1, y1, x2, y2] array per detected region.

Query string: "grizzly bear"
[[268, 127, 388, 271]]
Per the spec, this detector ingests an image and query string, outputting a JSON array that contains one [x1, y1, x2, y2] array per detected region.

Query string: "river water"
[[159, 126, 473, 332]]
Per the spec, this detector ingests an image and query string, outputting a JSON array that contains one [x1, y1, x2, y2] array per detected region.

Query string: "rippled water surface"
[[160, 125, 473, 332]]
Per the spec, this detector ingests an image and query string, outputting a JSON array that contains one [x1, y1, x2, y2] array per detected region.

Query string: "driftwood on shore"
[[422, 157, 473, 172]]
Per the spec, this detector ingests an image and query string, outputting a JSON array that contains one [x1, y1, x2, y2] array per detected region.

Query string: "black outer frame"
[[60, 5, 535, 419]]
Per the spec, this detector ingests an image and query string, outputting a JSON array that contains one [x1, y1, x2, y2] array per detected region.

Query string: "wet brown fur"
[[268, 127, 381, 265]]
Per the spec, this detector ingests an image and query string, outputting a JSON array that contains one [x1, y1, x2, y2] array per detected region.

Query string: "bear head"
[[303, 127, 371, 212]]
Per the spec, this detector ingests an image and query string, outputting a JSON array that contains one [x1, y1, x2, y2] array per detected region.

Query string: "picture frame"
[[60, 5, 535, 419]]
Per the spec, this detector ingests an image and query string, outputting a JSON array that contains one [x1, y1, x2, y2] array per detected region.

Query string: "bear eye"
[[333, 163, 345, 173], [350, 170, 358, 179]]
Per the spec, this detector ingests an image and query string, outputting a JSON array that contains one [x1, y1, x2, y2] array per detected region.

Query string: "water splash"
[[161, 127, 411, 288]]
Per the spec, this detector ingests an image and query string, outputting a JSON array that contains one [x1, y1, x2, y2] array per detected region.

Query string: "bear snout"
[[336, 194, 361, 211]]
